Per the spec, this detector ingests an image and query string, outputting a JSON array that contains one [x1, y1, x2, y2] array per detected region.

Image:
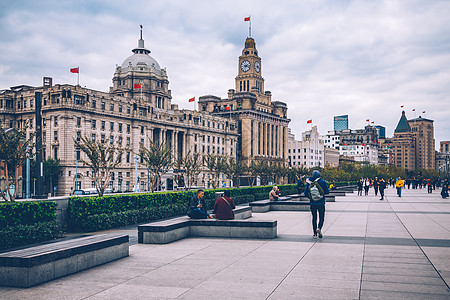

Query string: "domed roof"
[[120, 53, 162, 73], [118, 26, 163, 75]]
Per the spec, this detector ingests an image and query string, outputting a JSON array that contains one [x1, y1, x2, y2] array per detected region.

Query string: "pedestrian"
[[427, 179, 433, 194], [441, 181, 449, 199], [357, 179, 363, 196], [364, 178, 370, 196], [304, 170, 330, 239], [297, 175, 305, 194], [187, 189, 213, 219], [379, 178, 387, 200], [396, 177, 405, 197], [373, 177, 379, 196], [269, 186, 280, 201], [213, 190, 236, 220]]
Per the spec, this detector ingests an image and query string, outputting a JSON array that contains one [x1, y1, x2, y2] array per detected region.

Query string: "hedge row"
[[0, 221, 62, 250], [0, 201, 57, 227], [67, 184, 300, 232]]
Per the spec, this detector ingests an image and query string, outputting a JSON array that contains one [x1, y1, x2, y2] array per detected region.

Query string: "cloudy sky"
[[1, 0, 449, 149]]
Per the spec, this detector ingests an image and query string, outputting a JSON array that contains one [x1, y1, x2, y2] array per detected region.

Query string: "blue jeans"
[[188, 208, 210, 219], [310, 205, 325, 234], [397, 187, 402, 197]]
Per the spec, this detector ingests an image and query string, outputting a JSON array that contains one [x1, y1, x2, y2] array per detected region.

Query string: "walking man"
[[304, 170, 329, 239], [373, 177, 379, 196], [396, 177, 404, 197], [379, 178, 386, 200]]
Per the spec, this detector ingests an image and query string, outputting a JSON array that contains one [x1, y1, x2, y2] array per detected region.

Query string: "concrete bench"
[[329, 190, 347, 196], [0, 234, 129, 288], [295, 195, 336, 202], [138, 215, 277, 244], [269, 200, 310, 211]]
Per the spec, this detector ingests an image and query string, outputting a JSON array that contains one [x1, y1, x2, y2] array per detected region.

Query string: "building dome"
[[120, 53, 162, 74], [117, 26, 163, 76]]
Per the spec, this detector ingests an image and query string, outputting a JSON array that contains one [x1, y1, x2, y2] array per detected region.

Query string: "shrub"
[[0, 220, 62, 250], [0, 201, 57, 227]]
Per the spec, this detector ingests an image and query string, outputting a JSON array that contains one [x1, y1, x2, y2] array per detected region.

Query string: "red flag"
[[70, 67, 79, 73], [412, 109, 415, 111], [401, 105, 404, 108], [362, 144, 365, 146], [342, 143, 347, 146], [366, 119, 370, 122], [244, 16, 250, 21], [224, 106, 231, 111], [422, 111, 425, 113], [371, 121, 374, 124], [307, 119, 312, 124], [188, 97, 195, 102], [134, 83, 141, 89]]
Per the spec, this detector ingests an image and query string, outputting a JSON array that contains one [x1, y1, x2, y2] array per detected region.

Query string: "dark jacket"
[[379, 180, 387, 190], [213, 196, 235, 220], [187, 195, 208, 215], [304, 175, 329, 206]]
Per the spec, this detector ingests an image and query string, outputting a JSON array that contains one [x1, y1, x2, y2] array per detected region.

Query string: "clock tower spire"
[[235, 37, 265, 98]]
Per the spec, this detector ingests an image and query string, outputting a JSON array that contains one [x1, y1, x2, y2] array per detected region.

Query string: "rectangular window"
[[118, 123, 122, 132], [54, 116, 58, 127], [127, 124, 130, 133], [92, 100, 96, 108], [92, 119, 96, 129], [54, 131, 58, 141], [101, 102, 105, 110], [43, 132, 46, 143], [101, 134, 105, 143], [76, 117, 81, 127], [127, 106, 131, 114], [110, 103, 114, 111], [101, 121, 105, 130], [76, 131, 81, 141], [110, 122, 114, 131], [91, 133, 96, 141], [127, 137, 130, 146], [119, 105, 122, 112]]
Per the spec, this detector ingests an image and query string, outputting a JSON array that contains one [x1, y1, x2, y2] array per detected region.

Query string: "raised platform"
[[249, 199, 311, 212], [0, 234, 129, 288], [138, 206, 276, 244]]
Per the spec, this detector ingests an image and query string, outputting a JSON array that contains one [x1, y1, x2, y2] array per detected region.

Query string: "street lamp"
[[134, 155, 139, 192]]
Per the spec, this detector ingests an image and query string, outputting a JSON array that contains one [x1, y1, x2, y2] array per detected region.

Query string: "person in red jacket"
[[213, 190, 236, 220]]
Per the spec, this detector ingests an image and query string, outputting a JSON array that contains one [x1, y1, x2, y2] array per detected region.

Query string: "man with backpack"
[[304, 170, 330, 239]]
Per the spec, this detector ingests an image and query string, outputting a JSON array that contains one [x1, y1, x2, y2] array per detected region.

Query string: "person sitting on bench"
[[213, 190, 236, 220], [187, 189, 213, 219]]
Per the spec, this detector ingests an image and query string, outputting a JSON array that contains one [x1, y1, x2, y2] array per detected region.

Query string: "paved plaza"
[[1, 187, 449, 299]]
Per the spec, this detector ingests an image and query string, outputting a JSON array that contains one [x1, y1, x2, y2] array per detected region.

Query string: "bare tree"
[[179, 151, 202, 190], [224, 157, 247, 188], [139, 141, 173, 192], [74, 136, 124, 197], [0, 124, 35, 202], [204, 154, 228, 189]]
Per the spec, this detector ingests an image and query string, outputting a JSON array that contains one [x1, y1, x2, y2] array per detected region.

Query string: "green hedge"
[[0, 220, 62, 250], [0, 201, 57, 227], [67, 183, 352, 232]]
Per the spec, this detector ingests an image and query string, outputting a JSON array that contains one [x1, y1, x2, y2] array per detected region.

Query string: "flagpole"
[[249, 16, 252, 37], [77, 66, 79, 86]]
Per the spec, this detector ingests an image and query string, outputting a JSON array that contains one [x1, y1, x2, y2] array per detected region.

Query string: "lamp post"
[[134, 156, 139, 192], [26, 146, 30, 199], [75, 155, 78, 191]]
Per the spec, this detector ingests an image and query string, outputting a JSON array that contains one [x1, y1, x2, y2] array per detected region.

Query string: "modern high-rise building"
[[333, 115, 348, 132], [375, 125, 386, 139]]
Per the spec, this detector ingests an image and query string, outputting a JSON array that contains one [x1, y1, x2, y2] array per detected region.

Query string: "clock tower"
[[236, 38, 266, 103]]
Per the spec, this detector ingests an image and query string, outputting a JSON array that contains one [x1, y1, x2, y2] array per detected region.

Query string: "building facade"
[[199, 37, 290, 169], [288, 127, 325, 168], [440, 141, 450, 153], [387, 111, 435, 171], [0, 30, 240, 195], [333, 115, 348, 133]]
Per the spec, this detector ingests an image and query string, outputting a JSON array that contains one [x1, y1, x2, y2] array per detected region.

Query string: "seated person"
[[213, 190, 236, 220], [187, 189, 212, 219], [269, 186, 280, 201]]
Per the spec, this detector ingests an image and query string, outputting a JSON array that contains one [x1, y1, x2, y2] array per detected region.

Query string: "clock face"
[[254, 61, 261, 73], [240, 60, 251, 72]]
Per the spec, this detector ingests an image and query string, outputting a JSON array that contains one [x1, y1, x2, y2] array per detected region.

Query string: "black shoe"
[[316, 229, 323, 239], [379, 198, 383, 200]]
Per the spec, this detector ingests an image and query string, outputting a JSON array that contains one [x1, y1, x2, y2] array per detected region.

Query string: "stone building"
[[0, 29, 239, 196], [198, 37, 290, 173], [386, 111, 435, 171], [288, 127, 325, 168]]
